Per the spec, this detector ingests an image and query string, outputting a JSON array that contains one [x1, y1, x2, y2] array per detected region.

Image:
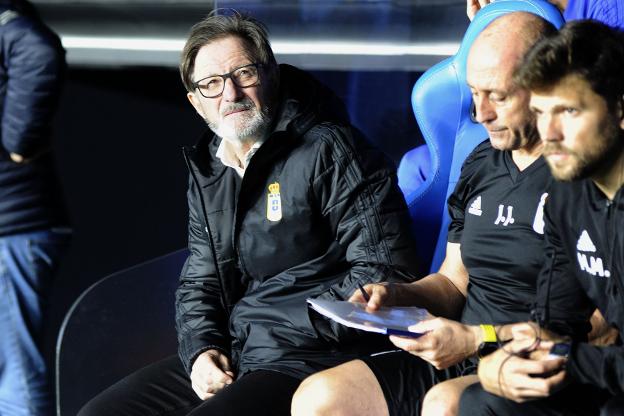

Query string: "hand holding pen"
[[357, 282, 371, 302], [349, 281, 397, 311]]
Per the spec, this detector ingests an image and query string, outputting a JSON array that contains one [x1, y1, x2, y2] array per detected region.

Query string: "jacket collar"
[[585, 178, 624, 211]]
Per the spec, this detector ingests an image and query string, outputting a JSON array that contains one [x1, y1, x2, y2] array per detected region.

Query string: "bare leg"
[[291, 359, 389, 416], [422, 375, 479, 416]]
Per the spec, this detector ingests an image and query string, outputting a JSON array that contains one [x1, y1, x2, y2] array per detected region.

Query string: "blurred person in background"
[[0, 0, 70, 415]]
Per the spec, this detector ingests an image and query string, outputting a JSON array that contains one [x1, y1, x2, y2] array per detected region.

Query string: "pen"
[[357, 282, 371, 302]]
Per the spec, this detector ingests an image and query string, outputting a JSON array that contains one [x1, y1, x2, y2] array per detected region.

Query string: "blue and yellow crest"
[[267, 182, 282, 222]]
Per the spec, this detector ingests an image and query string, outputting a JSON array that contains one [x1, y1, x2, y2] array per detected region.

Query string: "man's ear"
[[187, 91, 205, 118]]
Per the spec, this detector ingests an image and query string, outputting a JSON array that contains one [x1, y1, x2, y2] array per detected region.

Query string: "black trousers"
[[458, 382, 615, 416], [78, 355, 301, 416]]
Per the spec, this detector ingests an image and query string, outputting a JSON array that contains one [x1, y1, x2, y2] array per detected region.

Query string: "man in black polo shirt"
[[291, 12, 564, 416], [459, 20, 624, 416]]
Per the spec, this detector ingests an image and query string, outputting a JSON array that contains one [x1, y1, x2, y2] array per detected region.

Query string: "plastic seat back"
[[55, 249, 187, 416]]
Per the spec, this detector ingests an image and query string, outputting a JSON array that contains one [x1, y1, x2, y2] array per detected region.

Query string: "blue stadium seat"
[[401, 0, 564, 272]]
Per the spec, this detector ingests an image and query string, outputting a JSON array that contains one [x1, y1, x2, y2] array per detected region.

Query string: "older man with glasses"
[[78, 10, 419, 416]]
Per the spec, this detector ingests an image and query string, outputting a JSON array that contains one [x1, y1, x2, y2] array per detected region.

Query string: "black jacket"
[[176, 64, 419, 378], [536, 178, 624, 394], [0, 4, 68, 236]]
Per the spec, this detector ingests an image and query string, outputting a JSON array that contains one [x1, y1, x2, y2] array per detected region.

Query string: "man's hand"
[[348, 282, 403, 310], [467, 0, 492, 20], [478, 338, 567, 403], [190, 349, 235, 400], [388, 317, 480, 369]]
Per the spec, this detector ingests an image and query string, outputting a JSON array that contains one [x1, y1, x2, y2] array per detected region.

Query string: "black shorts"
[[459, 381, 613, 416], [360, 350, 469, 416]]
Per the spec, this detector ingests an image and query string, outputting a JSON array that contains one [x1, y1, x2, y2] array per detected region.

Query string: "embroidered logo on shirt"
[[494, 204, 515, 226], [468, 196, 482, 216], [577, 230, 596, 252], [266, 182, 282, 222], [532, 193, 548, 235], [576, 230, 610, 277]]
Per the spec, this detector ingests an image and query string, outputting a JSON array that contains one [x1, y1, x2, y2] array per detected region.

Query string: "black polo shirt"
[[446, 140, 552, 325]]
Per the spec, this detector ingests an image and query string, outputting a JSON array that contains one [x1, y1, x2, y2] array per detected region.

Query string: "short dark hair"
[[514, 20, 624, 110], [180, 10, 278, 93]]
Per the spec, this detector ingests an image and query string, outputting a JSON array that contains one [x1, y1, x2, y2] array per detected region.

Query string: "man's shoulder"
[[456, 139, 494, 180], [294, 122, 393, 176], [462, 139, 493, 166], [547, 178, 586, 201], [298, 120, 355, 151], [0, 10, 64, 63], [544, 179, 592, 221]]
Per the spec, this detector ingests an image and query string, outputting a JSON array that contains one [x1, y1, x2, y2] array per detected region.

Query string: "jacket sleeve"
[[533, 191, 624, 393], [566, 343, 624, 394], [1, 15, 65, 157], [310, 125, 419, 310], [535, 193, 594, 339], [175, 178, 230, 374]]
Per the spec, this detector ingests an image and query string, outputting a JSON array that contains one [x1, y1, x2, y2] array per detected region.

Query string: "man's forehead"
[[194, 36, 254, 75], [531, 75, 597, 108], [467, 43, 522, 90], [466, 59, 514, 90]]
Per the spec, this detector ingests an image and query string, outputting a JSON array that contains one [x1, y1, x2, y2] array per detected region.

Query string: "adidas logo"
[[576, 230, 610, 278], [468, 196, 482, 216], [576, 230, 596, 252]]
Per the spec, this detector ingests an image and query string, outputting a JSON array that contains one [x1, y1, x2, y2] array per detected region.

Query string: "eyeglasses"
[[193, 63, 261, 98]]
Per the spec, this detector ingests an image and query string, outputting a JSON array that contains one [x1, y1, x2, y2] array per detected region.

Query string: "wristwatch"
[[477, 324, 500, 358]]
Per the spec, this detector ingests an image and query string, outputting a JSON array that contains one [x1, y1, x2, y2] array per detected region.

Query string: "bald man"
[[290, 12, 558, 416]]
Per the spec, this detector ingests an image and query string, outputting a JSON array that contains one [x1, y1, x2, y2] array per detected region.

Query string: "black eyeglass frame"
[[192, 63, 262, 99]]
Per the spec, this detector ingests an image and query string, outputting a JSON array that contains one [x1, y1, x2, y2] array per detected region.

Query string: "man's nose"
[[222, 77, 244, 101], [474, 96, 496, 124], [540, 114, 563, 143]]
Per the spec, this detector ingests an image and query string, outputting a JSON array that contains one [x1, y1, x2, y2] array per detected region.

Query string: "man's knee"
[[292, 360, 387, 416], [291, 371, 345, 416], [422, 384, 458, 416]]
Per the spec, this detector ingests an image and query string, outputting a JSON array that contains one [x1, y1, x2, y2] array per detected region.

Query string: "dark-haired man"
[[459, 19, 624, 416], [78, 10, 418, 416]]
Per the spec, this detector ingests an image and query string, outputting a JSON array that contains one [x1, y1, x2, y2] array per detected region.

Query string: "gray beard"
[[207, 106, 271, 146]]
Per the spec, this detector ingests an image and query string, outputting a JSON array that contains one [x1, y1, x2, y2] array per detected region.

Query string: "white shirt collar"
[[215, 138, 264, 177]]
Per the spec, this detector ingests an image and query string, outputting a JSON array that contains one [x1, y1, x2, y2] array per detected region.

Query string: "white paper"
[[307, 298, 429, 337]]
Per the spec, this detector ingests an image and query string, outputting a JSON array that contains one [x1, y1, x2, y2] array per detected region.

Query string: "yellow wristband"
[[480, 324, 497, 343]]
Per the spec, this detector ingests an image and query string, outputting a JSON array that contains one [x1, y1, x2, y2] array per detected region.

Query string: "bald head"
[[466, 12, 556, 154], [468, 12, 555, 74]]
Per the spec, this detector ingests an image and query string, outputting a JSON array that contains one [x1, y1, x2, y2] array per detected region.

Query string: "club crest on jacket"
[[267, 182, 282, 222]]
